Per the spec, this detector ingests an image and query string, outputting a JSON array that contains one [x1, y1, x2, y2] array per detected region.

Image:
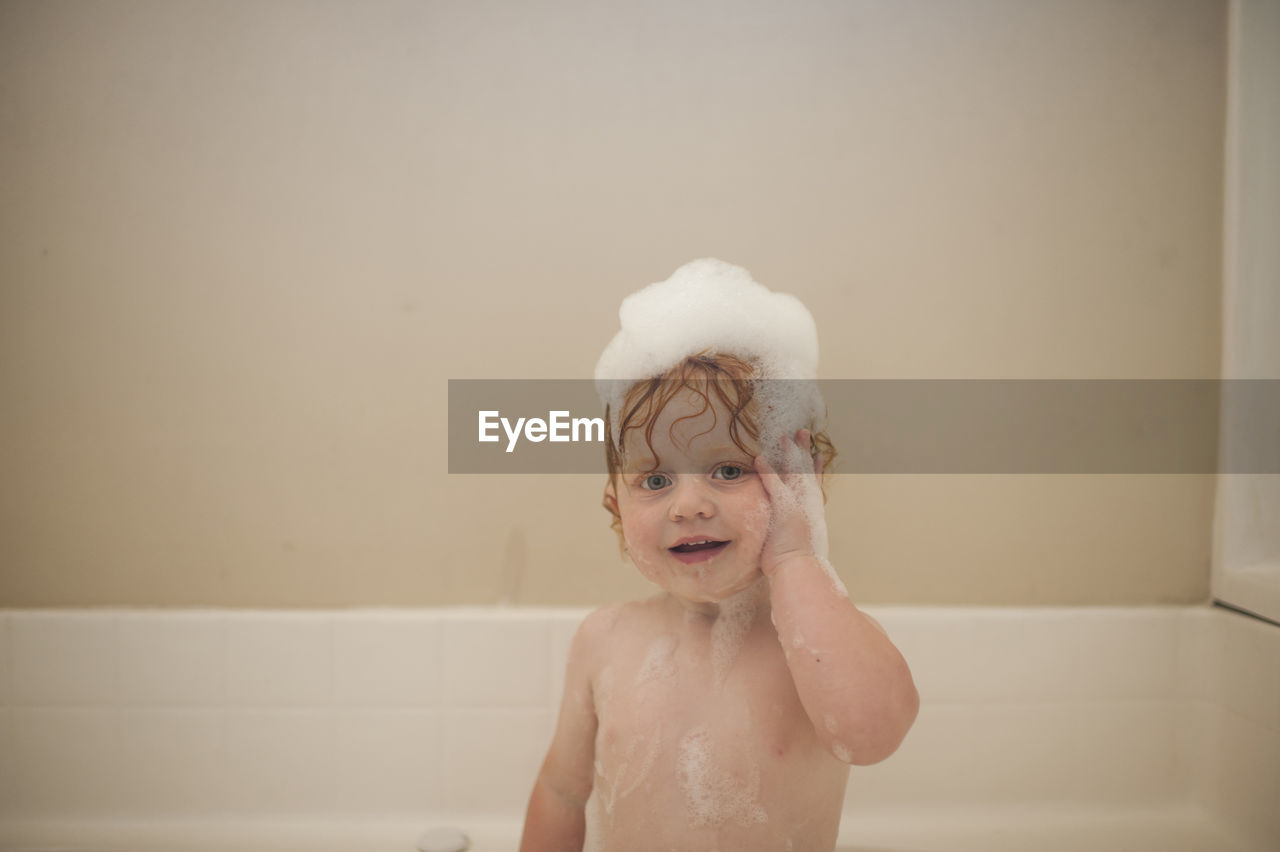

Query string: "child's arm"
[[518, 610, 604, 852], [755, 432, 919, 766]]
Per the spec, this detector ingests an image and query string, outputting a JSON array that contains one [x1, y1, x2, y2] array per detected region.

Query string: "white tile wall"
[[9, 708, 127, 816], [118, 613, 226, 706], [1219, 612, 1280, 730], [1215, 710, 1280, 849], [112, 709, 226, 814], [847, 702, 1088, 805], [886, 607, 1182, 705], [1068, 700, 1181, 803], [0, 708, 14, 812], [225, 614, 333, 707], [0, 614, 12, 706], [1174, 698, 1216, 798], [331, 709, 443, 814], [223, 710, 336, 814], [435, 707, 554, 816], [433, 618, 552, 709], [0, 604, 1274, 848], [332, 615, 441, 706], [1195, 609, 1280, 850], [1176, 608, 1222, 701], [10, 612, 119, 706]]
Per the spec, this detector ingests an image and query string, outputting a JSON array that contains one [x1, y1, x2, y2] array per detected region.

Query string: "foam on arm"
[[767, 559, 918, 766]]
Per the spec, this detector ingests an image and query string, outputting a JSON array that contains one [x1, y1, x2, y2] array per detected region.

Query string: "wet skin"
[[586, 392, 848, 849], [520, 391, 917, 852]]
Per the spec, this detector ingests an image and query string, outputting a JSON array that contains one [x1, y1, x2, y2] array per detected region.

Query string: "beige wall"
[[0, 0, 1225, 607]]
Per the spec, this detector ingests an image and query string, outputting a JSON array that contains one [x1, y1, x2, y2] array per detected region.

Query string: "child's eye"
[[640, 473, 672, 491], [712, 464, 747, 481]]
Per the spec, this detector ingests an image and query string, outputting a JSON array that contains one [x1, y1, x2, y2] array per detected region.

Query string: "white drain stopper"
[[417, 826, 471, 852]]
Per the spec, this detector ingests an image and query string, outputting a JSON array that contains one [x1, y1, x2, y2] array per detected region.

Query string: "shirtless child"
[[519, 261, 918, 852]]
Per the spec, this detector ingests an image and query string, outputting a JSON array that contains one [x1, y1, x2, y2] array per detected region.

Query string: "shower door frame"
[[1212, 0, 1280, 625]]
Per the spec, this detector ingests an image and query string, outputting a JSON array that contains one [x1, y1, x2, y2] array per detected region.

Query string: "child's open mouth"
[[668, 538, 730, 564]]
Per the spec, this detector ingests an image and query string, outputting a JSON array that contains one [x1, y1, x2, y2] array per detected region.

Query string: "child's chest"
[[591, 629, 817, 778], [586, 627, 843, 844]]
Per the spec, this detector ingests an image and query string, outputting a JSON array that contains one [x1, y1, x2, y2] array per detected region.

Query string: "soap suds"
[[596, 259, 835, 569], [595, 259, 826, 475], [710, 581, 765, 686], [676, 725, 769, 829], [635, 636, 677, 686], [595, 259, 819, 408], [741, 496, 772, 539], [816, 555, 849, 599], [598, 731, 663, 815], [759, 446, 845, 598]]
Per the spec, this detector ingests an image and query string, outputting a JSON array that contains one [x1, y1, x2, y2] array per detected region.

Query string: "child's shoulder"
[[576, 595, 661, 637], [572, 595, 671, 656]]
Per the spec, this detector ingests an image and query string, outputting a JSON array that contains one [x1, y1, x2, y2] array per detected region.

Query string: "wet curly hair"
[[601, 351, 836, 547]]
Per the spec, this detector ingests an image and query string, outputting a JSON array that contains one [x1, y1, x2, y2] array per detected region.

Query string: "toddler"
[[519, 260, 918, 852]]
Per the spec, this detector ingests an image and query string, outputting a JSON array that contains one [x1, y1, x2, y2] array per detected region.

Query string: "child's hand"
[[754, 429, 830, 577]]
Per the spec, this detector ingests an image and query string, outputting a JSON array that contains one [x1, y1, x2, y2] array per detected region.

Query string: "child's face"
[[610, 388, 771, 605]]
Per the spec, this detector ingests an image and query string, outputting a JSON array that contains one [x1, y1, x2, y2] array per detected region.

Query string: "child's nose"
[[668, 477, 716, 521]]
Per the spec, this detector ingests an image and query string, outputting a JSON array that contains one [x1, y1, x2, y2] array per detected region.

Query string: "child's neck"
[[665, 577, 772, 686], [666, 575, 771, 627]]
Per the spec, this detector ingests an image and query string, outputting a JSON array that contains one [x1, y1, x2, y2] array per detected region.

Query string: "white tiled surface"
[[1219, 611, 1280, 730], [331, 709, 443, 814], [0, 605, 1275, 850], [433, 619, 552, 708], [10, 709, 127, 816], [118, 613, 226, 706], [223, 710, 336, 814], [10, 613, 119, 706], [0, 709, 12, 809], [1195, 610, 1280, 850], [886, 607, 1181, 704], [435, 708, 555, 815], [112, 709, 225, 813], [225, 614, 333, 707], [0, 615, 12, 706], [332, 616, 441, 706]]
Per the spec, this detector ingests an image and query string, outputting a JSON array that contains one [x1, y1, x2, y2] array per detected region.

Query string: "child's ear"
[[603, 480, 619, 514]]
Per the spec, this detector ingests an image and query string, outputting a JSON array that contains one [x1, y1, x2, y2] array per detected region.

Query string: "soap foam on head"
[[595, 259, 818, 388], [594, 259, 825, 462]]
